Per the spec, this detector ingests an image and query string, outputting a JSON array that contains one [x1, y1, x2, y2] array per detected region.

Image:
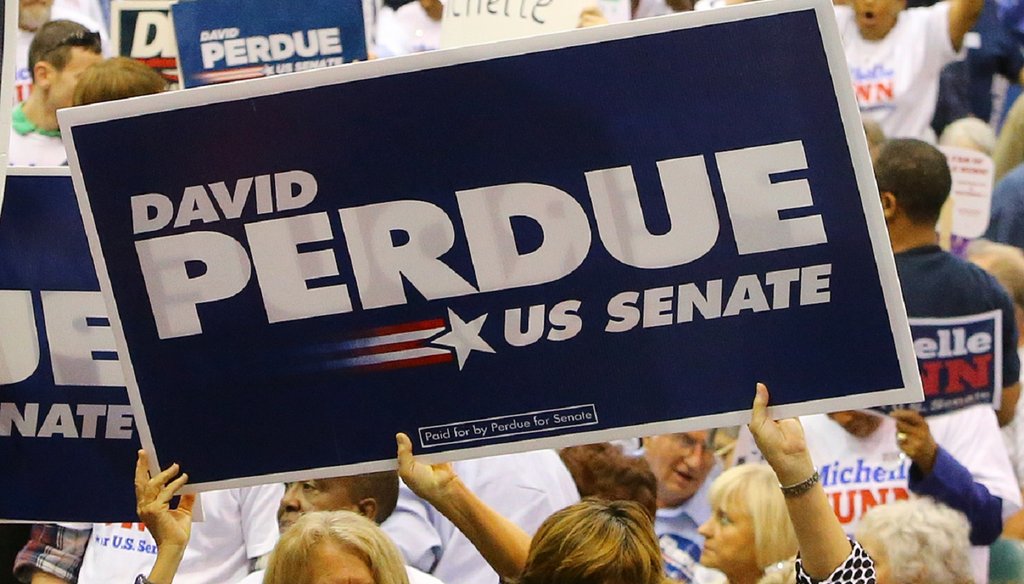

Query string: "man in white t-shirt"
[[15, 484, 283, 584], [834, 0, 983, 141], [803, 405, 1020, 584], [237, 472, 443, 584], [9, 18, 102, 166], [382, 449, 579, 584]]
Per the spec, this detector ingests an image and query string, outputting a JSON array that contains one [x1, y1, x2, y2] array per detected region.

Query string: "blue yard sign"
[[0, 169, 139, 522], [61, 0, 922, 491], [172, 0, 366, 87], [876, 311, 1003, 416]]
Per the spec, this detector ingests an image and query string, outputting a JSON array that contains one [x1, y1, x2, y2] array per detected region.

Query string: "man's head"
[[19, 0, 54, 32], [852, 0, 905, 40], [643, 430, 717, 509], [27, 20, 103, 112], [875, 138, 952, 228], [827, 410, 884, 438], [277, 471, 399, 534]]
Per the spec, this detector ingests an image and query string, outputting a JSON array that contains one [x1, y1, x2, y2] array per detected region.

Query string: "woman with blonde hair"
[[264, 510, 410, 584], [699, 464, 799, 584]]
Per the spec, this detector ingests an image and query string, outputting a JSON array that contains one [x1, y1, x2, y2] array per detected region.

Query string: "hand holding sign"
[[748, 383, 815, 487], [890, 410, 938, 474], [396, 432, 532, 579], [135, 450, 195, 551], [397, 432, 459, 502]]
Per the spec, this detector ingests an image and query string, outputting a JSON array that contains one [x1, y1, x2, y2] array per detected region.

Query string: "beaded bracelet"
[[779, 468, 820, 498]]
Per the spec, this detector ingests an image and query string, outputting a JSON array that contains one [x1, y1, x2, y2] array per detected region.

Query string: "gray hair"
[[939, 117, 997, 155], [855, 498, 972, 584], [967, 239, 1024, 309]]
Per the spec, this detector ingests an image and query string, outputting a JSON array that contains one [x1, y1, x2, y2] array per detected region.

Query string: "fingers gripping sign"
[[396, 432, 459, 502], [748, 383, 816, 487], [134, 450, 196, 551]]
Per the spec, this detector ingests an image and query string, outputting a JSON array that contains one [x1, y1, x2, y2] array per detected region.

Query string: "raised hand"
[[747, 383, 815, 486], [396, 432, 459, 504], [134, 450, 196, 550]]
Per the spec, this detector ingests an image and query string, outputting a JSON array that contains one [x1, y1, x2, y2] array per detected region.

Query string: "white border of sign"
[[0, 0, 19, 208], [60, 0, 922, 491]]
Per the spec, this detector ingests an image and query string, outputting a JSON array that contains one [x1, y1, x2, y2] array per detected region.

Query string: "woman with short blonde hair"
[[264, 510, 410, 584], [700, 464, 799, 584]]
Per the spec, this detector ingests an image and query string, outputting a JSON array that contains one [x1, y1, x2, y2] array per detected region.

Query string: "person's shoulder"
[[996, 163, 1024, 194], [895, 1, 952, 34]]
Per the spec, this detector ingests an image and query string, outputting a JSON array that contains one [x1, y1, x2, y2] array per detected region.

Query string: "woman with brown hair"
[[396, 433, 669, 584]]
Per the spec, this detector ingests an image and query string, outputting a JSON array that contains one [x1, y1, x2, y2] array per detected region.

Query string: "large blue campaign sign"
[[62, 0, 922, 490], [172, 0, 367, 88], [0, 169, 138, 521]]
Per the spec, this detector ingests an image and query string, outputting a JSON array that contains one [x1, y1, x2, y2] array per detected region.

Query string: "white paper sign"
[[440, 0, 589, 48], [942, 146, 994, 239]]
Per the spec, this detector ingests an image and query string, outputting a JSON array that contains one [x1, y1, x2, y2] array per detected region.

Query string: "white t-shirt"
[[803, 405, 1021, 584], [374, 3, 441, 58], [834, 2, 958, 142], [1001, 347, 1024, 486], [77, 484, 283, 584], [382, 450, 580, 584], [239, 564, 444, 584], [8, 129, 66, 166], [14, 29, 33, 104]]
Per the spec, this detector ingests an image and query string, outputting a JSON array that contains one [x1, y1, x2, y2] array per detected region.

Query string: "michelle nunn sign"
[[875, 311, 1004, 417], [61, 0, 922, 490], [0, 169, 140, 522]]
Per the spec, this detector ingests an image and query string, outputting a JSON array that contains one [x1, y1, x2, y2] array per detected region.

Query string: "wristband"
[[779, 468, 819, 498]]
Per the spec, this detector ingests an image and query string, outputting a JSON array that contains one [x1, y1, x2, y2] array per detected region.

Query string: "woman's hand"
[[747, 383, 815, 486], [396, 433, 460, 504], [135, 450, 196, 551]]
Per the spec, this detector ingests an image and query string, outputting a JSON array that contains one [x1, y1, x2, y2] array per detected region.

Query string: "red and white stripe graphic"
[[336, 319, 452, 372], [195, 66, 265, 84]]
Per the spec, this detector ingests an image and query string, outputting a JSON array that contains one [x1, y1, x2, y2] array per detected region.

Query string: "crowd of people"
[[11, 0, 1024, 581]]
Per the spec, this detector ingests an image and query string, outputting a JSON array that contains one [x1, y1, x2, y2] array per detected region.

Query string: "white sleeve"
[[237, 483, 285, 560], [381, 482, 444, 573], [932, 405, 1023, 519], [373, 7, 406, 58], [918, 2, 959, 65]]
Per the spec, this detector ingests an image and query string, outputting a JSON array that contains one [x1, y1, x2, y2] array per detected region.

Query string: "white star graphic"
[[432, 308, 495, 370]]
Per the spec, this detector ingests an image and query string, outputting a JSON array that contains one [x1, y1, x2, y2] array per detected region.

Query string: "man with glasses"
[[9, 19, 102, 166], [642, 430, 721, 582]]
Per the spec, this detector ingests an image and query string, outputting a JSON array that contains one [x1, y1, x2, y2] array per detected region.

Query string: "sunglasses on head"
[[55, 30, 101, 49]]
